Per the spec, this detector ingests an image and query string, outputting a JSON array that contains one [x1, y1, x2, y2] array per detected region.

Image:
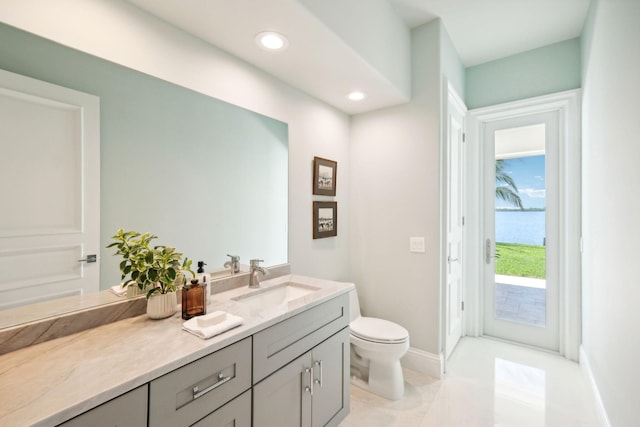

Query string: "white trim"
[[580, 346, 611, 427], [401, 347, 444, 379], [465, 89, 582, 359]]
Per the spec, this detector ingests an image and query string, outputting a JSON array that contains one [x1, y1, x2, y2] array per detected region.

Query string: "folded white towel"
[[182, 312, 243, 340], [109, 282, 128, 297]]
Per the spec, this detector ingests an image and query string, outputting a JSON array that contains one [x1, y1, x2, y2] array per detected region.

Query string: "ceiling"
[[391, 0, 591, 66], [125, 0, 591, 115]]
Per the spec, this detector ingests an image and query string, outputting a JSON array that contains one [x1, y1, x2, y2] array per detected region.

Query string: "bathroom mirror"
[[0, 23, 288, 327]]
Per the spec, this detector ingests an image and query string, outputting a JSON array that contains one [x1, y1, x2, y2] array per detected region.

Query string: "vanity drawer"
[[149, 337, 251, 427], [192, 389, 251, 427], [253, 293, 349, 383], [57, 384, 148, 427]]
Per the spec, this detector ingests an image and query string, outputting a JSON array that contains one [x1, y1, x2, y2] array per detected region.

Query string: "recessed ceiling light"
[[256, 32, 289, 51], [347, 91, 367, 101]]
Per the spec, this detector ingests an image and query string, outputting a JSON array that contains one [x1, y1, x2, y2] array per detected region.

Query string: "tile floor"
[[340, 337, 600, 427]]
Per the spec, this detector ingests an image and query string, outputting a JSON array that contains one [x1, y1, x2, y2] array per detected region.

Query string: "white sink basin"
[[231, 283, 320, 312]]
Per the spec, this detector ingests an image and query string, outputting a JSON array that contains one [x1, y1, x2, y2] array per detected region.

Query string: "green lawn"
[[495, 242, 546, 279]]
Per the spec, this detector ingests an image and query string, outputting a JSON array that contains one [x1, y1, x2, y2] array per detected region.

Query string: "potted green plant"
[[107, 229, 194, 319]]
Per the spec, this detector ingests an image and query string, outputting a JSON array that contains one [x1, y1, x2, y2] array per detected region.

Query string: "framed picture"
[[313, 156, 337, 196], [313, 201, 337, 239]]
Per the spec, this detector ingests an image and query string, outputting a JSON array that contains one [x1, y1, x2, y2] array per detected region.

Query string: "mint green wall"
[[465, 38, 581, 109], [0, 23, 288, 289]]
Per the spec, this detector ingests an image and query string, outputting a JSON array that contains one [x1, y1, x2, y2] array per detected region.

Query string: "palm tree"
[[496, 159, 523, 209]]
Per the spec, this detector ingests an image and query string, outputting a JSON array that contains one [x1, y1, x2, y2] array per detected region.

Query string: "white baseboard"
[[579, 346, 611, 427], [401, 347, 443, 379]]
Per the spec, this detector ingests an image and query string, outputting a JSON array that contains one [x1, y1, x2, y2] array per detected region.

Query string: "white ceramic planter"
[[126, 284, 145, 298], [146, 292, 177, 319]]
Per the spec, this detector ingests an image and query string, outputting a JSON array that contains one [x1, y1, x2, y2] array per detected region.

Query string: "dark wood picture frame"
[[313, 156, 337, 196], [313, 201, 337, 239]]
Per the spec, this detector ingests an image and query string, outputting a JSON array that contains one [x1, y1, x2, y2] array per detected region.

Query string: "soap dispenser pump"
[[197, 261, 211, 305]]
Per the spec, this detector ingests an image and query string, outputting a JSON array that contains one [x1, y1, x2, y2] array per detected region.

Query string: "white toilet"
[[349, 288, 410, 401]]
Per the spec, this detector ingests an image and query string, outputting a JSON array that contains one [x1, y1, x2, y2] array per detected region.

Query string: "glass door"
[[483, 112, 559, 351]]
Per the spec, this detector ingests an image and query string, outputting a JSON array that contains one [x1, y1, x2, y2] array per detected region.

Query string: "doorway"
[[465, 90, 581, 360]]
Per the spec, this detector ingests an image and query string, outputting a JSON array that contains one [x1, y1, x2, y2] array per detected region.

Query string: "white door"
[[0, 69, 100, 310], [482, 111, 559, 351], [445, 84, 466, 359]]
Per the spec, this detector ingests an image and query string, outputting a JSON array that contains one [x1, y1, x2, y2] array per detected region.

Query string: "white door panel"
[[0, 69, 99, 310], [445, 84, 466, 359]]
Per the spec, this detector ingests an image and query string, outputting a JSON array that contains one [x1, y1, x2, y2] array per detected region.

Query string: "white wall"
[[350, 20, 443, 355], [581, 0, 640, 425], [0, 0, 351, 281], [299, 0, 411, 98]]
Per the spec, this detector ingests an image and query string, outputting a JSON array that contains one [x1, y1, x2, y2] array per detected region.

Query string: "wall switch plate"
[[409, 237, 425, 253]]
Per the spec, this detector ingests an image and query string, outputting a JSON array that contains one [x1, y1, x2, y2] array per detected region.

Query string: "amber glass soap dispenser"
[[182, 279, 206, 320]]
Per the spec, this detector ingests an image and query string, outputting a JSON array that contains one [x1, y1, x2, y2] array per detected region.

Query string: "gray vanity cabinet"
[[50, 291, 351, 427], [252, 293, 350, 427], [253, 328, 350, 427], [57, 384, 148, 427]]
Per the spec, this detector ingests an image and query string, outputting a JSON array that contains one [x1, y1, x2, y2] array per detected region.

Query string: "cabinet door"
[[253, 351, 312, 427], [311, 328, 350, 427]]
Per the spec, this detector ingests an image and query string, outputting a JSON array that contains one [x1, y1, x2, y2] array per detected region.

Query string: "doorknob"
[[447, 255, 460, 264], [78, 254, 97, 263], [485, 239, 497, 264]]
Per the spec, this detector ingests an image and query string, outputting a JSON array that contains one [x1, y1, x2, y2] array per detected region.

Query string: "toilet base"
[[368, 358, 404, 400], [350, 350, 405, 400]]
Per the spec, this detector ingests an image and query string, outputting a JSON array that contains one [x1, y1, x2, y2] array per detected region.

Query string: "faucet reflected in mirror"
[[224, 255, 241, 275], [0, 22, 288, 330]]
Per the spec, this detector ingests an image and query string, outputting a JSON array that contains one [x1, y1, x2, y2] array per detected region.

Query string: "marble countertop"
[[0, 274, 353, 427]]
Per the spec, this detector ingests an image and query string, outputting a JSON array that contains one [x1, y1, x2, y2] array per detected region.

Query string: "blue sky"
[[496, 155, 546, 209]]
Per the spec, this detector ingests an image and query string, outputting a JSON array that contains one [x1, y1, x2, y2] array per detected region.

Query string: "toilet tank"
[[349, 288, 361, 323]]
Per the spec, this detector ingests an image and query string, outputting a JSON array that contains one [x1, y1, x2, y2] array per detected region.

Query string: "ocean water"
[[495, 210, 546, 246]]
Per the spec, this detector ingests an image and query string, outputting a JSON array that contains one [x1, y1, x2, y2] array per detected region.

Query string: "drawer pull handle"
[[314, 360, 323, 388], [304, 367, 313, 395], [192, 372, 231, 400]]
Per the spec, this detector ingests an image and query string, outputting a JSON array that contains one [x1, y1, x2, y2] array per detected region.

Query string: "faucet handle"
[[226, 254, 240, 262], [250, 259, 264, 268]]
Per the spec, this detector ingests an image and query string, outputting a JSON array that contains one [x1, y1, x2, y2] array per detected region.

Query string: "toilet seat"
[[350, 316, 409, 344]]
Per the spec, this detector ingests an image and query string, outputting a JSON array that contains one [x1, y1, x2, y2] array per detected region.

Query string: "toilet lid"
[[350, 317, 409, 344]]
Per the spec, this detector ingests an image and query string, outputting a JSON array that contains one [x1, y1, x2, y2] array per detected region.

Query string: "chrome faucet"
[[249, 259, 267, 288], [224, 254, 241, 274]]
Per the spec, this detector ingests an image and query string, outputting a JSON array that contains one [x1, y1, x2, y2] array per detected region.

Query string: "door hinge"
[[462, 132, 466, 142], [461, 301, 465, 311], [462, 216, 465, 226]]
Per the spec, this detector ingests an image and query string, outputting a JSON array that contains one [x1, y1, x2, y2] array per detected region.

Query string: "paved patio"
[[495, 275, 546, 327]]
